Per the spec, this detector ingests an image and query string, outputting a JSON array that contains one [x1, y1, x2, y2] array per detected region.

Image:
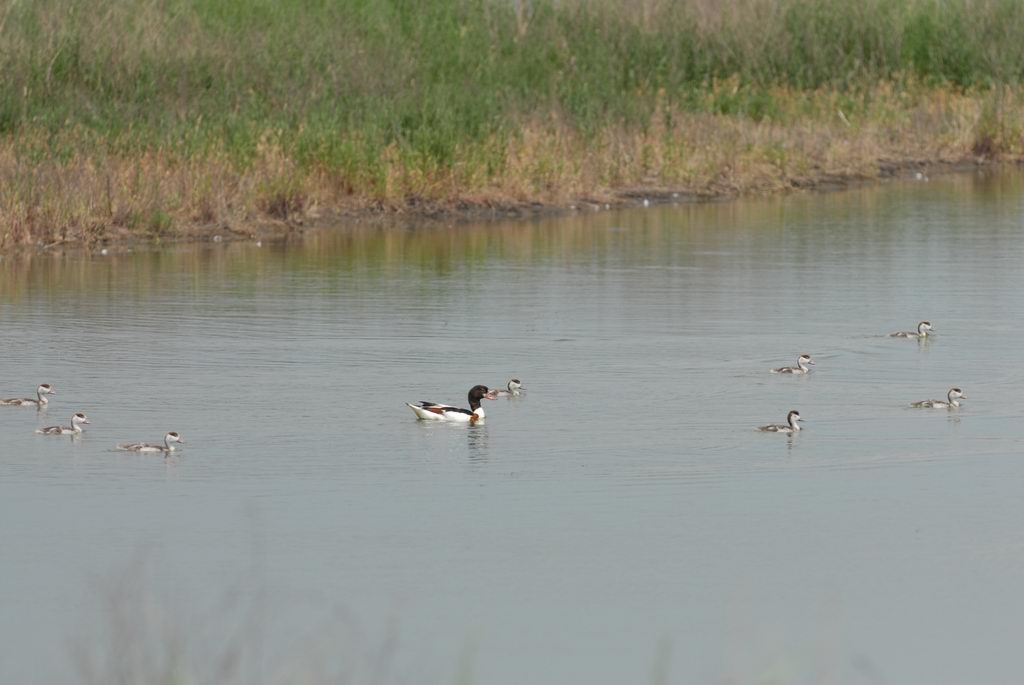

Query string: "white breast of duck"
[[117, 432, 184, 453], [770, 355, 814, 374], [37, 412, 90, 435], [1, 383, 55, 407], [407, 385, 497, 424]]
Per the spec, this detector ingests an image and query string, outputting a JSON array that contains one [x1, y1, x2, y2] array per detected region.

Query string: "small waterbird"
[[911, 388, 966, 409], [1, 384, 55, 408], [493, 379, 524, 396], [407, 385, 497, 424], [36, 412, 90, 435], [889, 321, 933, 338], [758, 410, 803, 434], [770, 355, 815, 374], [117, 432, 185, 453]]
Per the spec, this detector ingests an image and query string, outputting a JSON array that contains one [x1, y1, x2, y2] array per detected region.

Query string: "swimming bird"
[[117, 432, 185, 453], [889, 321, 933, 338], [911, 388, 966, 409], [407, 385, 497, 424], [758, 410, 803, 434], [1, 384, 55, 407], [493, 378, 524, 396], [770, 355, 814, 374], [36, 412, 90, 435]]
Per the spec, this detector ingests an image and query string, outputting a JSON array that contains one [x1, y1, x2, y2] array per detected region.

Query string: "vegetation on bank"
[[2, 0, 1024, 248]]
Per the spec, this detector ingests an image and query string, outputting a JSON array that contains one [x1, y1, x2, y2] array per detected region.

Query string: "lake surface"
[[3, 170, 1024, 684]]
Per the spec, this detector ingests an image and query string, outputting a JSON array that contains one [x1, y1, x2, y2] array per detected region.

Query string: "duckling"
[[758, 410, 803, 434], [493, 378, 524, 396], [911, 388, 966, 409], [770, 355, 814, 374], [889, 321, 933, 338], [1, 384, 55, 408], [117, 432, 185, 453], [36, 412, 90, 435]]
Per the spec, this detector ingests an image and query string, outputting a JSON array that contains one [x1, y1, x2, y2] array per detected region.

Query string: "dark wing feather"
[[412, 401, 468, 414]]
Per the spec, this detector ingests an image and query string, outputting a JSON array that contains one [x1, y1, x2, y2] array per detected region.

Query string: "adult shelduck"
[[407, 385, 497, 424]]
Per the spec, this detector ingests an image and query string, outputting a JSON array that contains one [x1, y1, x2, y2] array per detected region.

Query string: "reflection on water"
[[3, 167, 1022, 304], [3, 169, 1024, 684]]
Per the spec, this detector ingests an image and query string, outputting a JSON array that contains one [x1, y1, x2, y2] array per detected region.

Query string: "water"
[[3, 170, 1024, 684]]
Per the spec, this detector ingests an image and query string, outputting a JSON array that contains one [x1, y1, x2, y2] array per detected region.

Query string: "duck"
[[1, 383, 55, 407], [407, 385, 497, 424], [36, 412, 90, 435], [770, 355, 814, 374], [889, 321, 933, 338], [493, 378, 524, 396], [117, 432, 185, 453], [911, 387, 966, 409], [758, 410, 803, 434]]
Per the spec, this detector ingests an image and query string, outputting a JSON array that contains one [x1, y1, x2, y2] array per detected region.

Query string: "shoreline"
[[3, 156, 1011, 257]]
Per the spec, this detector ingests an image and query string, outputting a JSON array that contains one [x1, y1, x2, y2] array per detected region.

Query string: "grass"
[[2, 0, 1024, 248]]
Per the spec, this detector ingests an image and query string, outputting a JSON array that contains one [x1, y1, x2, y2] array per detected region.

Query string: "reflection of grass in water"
[[71, 558, 402, 685], [2, 1, 1024, 246]]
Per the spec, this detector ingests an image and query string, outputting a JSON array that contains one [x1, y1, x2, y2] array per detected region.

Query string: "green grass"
[[2, 0, 1024, 247], [4, 0, 1024, 163]]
